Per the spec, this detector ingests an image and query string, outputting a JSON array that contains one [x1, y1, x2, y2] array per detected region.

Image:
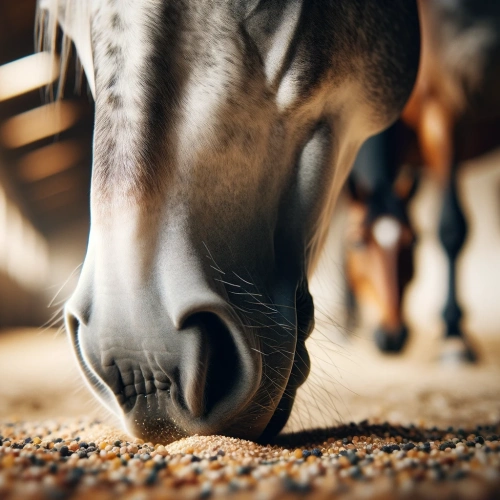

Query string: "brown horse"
[[345, 0, 500, 362]]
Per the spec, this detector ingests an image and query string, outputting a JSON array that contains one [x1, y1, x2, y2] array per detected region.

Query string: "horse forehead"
[[90, 1, 301, 202], [88, 0, 374, 206]]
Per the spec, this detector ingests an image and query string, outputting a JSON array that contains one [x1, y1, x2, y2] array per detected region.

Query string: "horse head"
[[39, 0, 419, 441]]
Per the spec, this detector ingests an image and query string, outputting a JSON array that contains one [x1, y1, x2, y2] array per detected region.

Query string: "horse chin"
[[119, 385, 272, 443], [120, 396, 274, 443], [119, 382, 296, 444], [122, 402, 275, 444]]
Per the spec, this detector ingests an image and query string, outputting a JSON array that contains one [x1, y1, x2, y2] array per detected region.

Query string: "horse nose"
[[65, 294, 262, 438]]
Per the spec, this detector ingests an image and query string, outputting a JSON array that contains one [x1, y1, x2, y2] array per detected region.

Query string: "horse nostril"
[[180, 312, 243, 419]]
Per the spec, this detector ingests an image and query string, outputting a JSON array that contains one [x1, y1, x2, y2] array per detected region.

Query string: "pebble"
[[59, 446, 70, 457], [0, 420, 498, 499]]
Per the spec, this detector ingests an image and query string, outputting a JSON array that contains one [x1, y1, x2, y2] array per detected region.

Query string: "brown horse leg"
[[437, 164, 477, 363], [419, 100, 477, 362]]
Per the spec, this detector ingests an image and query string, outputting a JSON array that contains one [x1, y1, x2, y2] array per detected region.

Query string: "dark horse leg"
[[438, 166, 477, 363]]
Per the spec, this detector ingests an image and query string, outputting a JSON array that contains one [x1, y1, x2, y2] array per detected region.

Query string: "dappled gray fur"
[[39, 0, 419, 441]]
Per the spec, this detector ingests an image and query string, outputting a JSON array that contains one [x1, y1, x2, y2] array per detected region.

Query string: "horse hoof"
[[440, 337, 477, 365], [374, 325, 409, 353]]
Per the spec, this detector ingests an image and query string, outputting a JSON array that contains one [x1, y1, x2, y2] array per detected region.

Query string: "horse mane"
[[36, 0, 94, 99]]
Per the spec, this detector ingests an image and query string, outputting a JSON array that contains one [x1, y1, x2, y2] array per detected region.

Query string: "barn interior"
[[1, 1, 499, 499]]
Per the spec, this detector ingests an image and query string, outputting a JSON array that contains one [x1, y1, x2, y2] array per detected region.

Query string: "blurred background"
[[0, 0, 499, 431], [0, 0, 92, 327]]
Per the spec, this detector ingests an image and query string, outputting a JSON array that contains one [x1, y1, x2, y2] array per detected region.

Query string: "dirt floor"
[[0, 326, 499, 499]]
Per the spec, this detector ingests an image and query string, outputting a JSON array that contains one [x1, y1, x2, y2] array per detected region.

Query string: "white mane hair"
[[36, 0, 95, 99]]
